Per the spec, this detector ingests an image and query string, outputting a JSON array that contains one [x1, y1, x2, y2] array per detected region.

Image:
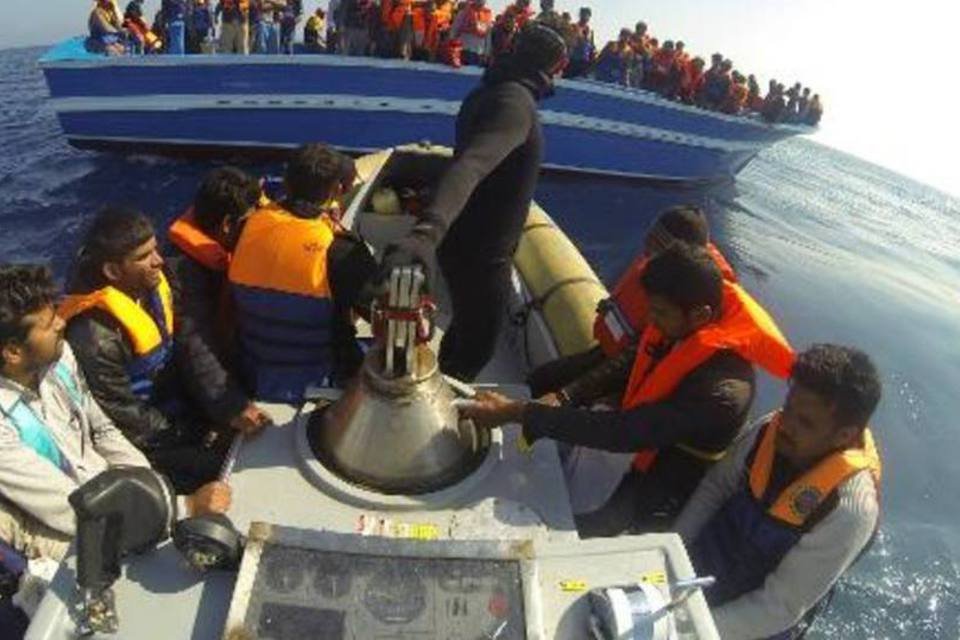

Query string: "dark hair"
[[651, 205, 710, 247], [641, 244, 722, 313], [73, 207, 155, 288], [284, 143, 348, 203], [0, 264, 56, 366], [193, 167, 261, 235], [791, 344, 881, 429]]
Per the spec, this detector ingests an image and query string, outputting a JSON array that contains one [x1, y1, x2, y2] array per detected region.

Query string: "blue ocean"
[[3, 44, 959, 637]]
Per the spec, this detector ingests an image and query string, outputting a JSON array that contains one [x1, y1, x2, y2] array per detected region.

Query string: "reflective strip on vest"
[[168, 209, 231, 272], [59, 274, 175, 402], [621, 280, 795, 472], [228, 205, 337, 403]]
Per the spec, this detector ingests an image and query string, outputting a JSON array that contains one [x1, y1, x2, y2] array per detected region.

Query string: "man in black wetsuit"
[[380, 23, 569, 382]]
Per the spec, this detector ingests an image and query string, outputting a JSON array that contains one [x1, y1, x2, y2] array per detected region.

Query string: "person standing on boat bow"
[[378, 23, 569, 382]]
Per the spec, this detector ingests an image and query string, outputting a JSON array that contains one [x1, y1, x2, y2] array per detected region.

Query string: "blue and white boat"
[[40, 37, 811, 183]]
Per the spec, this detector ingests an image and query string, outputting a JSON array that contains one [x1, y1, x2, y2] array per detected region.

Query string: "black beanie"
[[514, 23, 568, 74]]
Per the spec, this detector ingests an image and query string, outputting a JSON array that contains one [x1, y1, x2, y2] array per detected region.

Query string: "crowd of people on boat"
[[85, 0, 822, 125]]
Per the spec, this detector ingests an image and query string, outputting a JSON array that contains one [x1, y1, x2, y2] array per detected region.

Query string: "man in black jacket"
[[166, 167, 272, 437], [462, 245, 796, 537], [381, 23, 569, 382], [61, 209, 228, 493]]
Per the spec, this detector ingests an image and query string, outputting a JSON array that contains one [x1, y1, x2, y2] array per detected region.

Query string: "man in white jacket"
[[0, 264, 230, 562], [675, 344, 881, 639]]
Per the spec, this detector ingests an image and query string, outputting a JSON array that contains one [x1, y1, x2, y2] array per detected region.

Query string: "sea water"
[[2, 45, 958, 638]]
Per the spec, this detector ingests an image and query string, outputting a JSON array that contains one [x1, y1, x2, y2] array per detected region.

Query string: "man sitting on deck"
[[167, 167, 272, 439], [526, 205, 738, 408], [227, 143, 378, 404], [59, 209, 233, 493], [462, 244, 795, 536], [677, 344, 882, 639], [0, 264, 230, 564]]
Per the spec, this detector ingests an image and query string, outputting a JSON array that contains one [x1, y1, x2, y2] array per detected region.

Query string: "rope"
[[511, 276, 605, 369]]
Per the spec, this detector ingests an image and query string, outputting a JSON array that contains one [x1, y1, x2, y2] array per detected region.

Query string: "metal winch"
[[309, 267, 489, 495]]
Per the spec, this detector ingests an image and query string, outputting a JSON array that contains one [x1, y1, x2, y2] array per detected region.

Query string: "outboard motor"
[[69, 467, 175, 634], [310, 266, 489, 494]]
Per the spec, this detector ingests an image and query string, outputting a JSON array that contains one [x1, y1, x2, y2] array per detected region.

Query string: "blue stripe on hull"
[[57, 108, 748, 181], [43, 61, 797, 144]]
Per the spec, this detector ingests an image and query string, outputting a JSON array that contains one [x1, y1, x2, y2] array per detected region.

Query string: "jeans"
[[255, 21, 280, 54], [167, 19, 185, 54]]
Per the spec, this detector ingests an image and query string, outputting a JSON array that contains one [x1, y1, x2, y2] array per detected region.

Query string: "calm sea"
[[2, 45, 959, 638]]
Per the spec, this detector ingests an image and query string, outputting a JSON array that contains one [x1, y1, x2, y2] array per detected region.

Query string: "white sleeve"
[[63, 344, 150, 469], [711, 471, 879, 639]]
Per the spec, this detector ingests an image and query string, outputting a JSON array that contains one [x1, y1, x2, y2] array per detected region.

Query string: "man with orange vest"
[[450, 0, 493, 66], [677, 344, 882, 638], [499, 0, 533, 29], [60, 209, 234, 493], [527, 205, 736, 407], [463, 243, 794, 536], [227, 143, 377, 403], [166, 167, 272, 440]]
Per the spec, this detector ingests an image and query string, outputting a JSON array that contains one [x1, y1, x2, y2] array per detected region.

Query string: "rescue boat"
[[25, 144, 721, 640], [39, 38, 812, 183]]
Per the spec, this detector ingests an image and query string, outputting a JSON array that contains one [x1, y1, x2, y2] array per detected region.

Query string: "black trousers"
[[575, 449, 709, 538], [438, 258, 512, 383]]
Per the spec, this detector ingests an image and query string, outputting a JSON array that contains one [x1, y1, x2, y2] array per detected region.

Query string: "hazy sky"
[[2, 0, 957, 196]]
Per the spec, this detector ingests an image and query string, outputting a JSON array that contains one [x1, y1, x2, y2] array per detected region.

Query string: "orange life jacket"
[[227, 204, 338, 402], [652, 48, 676, 75], [167, 209, 231, 272], [750, 412, 881, 527], [463, 4, 492, 36], [621, 280, 795, 471], [220, 0, 250, 14], [124, 17, 163, 51], [731, 83, 749, 110], [593, 243, 737, 358]]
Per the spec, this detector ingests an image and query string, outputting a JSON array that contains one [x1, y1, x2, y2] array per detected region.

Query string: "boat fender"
[[513, 206, 609, 358]]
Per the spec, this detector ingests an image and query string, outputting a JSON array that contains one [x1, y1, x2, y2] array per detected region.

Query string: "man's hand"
[[537, 392, 563, 407], [459, 391, 526, 430], [228, 402, 272, 437], [377, 230, 439, 295], [185, 481, 232, 517]]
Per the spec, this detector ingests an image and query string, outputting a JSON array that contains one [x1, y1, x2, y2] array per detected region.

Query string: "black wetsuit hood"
[[482, 56, 556, 101]]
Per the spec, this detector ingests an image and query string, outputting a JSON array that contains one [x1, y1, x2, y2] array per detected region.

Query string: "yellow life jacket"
[[58, 273, 174, 400], [750, 412, 882, 527]]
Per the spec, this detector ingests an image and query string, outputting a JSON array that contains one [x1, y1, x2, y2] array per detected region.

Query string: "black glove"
[[378, 229, 440, 295]]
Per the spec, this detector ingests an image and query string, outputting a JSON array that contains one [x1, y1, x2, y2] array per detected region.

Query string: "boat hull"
[[40, 38, 809, 182]]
